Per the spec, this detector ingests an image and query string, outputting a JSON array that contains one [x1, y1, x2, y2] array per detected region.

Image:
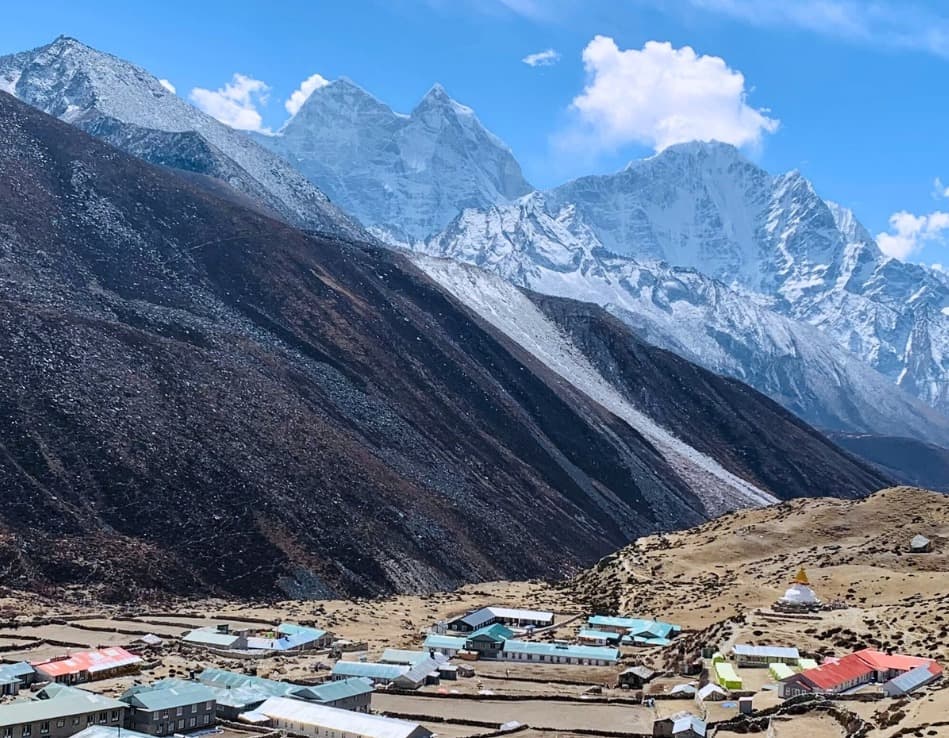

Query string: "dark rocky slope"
[[829, 434, 949, 492], [0, 93, 888, 600], [528, 295, 889, 501]]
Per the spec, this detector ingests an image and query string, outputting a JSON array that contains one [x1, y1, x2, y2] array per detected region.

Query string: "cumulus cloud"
[[564, 35, 778, 153], [285, 73, 330, 116], [934, 177, 949, 199], [158, 79, 176, 94], [876, 210, 949, 260], [522, 49, 561, 67], [190, 73, 271, 133]]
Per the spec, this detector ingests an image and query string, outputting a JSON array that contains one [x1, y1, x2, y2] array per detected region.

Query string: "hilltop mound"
[[568, 487, 949, 653]]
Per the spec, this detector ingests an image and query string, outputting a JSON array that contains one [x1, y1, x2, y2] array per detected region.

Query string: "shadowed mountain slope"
[[0, 92, 887, 600]]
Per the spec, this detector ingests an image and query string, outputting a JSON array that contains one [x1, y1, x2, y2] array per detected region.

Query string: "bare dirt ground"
[[0, 487, 946, 736]]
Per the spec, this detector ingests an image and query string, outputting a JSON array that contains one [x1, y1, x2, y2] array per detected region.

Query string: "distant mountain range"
[[0, 36, 365, 240], [0, 91, 887, 598], [3, 38, 944, 453]]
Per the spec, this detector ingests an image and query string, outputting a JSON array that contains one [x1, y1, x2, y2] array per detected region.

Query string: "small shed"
[[653, 711, 706, 737], [738, 696, 754, 715], [668, 683, 697, 698], [619, 665, 656, 689], [909, 534, 933, 553], [696, 683, 728, 702]]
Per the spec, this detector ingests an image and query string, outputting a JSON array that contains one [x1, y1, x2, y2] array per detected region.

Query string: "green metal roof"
[[0, 687, 125, 728], [467, 624, 514, 641], [121, 683, 216, 712]]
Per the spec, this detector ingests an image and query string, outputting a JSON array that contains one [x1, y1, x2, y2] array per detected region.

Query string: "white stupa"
[[776, 567, 821, 610]]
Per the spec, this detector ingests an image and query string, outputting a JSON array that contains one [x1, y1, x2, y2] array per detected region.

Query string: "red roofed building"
[[33, 647, 142, 685], [779, 649, 941, 698]]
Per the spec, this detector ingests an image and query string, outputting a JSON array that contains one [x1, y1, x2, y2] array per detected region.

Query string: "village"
[[0, 545, 945, 738]]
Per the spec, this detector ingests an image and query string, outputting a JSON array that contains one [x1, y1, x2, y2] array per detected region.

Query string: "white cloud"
[[934, 177, 949, 199], [680, 0, 949, 59], [522, 49, 561, 67], [285, 73, 330, 116], [158, 79, 176, 94], [564, 35, 778, 153], [189, 73, 271, 133], [876, 210, 949, 260]]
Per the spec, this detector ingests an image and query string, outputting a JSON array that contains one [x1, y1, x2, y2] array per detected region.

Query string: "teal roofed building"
[[577, 629, 621, 646], [120, 682, 216, 736], [500, 640, 619, 665], [423, 634, 467, 657], [588, 616, 679, 645]]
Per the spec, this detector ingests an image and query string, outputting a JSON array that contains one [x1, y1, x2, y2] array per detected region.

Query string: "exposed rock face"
[[421, 194, 949, 446], [255, 79, 533, 244], [0, 93, 888, 598], [0, 36, 365, 239]]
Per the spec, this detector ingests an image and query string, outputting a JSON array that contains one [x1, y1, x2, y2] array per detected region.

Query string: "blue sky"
[[2, 0, 949, 264]]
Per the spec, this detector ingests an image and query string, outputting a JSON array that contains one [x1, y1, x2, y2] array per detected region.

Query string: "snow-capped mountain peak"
[[258, 78, 533, 243], [423, 140, 949, 430], [0, 36, 364, 238]]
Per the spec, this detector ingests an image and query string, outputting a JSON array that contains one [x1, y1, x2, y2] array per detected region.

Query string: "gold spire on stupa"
[[793, 567, 810, 585]]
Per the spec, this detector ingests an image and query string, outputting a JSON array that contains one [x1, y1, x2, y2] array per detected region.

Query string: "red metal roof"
[[33, 647, 141, 677], [851, 649, 938, 674], [793, 650, 942, 692], [797, 654, 874, 690]]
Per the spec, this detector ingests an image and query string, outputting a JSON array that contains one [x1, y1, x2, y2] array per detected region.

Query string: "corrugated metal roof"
[[769, 663, 796, 680], [456, 607, 553, 629], [578, 630, 617, 641], [379, 649, 432, 666], [331, 662, 408, 681], [304, 678, 374, 703], [121, 683, 215, 712], [467, 624, 514, 641], [0, 686, 126, 728], [0, 663, 33, 680], [669, 710, 706, 736], [423, 635, 466, 650], [733, 645, 800, 660], [182, 630, 242, 647], [501, 640, 618, 661], [277, 623, 327, 639], [33, 648, 141, 677], [885, 663, 942, 695], [254, 697, 426, 738]]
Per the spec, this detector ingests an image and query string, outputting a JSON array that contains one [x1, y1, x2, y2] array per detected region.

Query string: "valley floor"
[[1, 487, 947, 736]]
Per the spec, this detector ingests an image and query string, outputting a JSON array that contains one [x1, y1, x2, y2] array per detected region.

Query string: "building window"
[[191, 705, 197, 714], [40, 724, 49, 735], [175, 708, 182, 718], [205, 702, 213, 711], [86, 716, 94, 726], [21, 726, 30, 738], [2, 727, 11, 738], [99, 713, 107, 725], [56, 722, 64, 729], [71, 719, 79, 728], [111, 712, 119, 723], [188, 718, 196, 729]]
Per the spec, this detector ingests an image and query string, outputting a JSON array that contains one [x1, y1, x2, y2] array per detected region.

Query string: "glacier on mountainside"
[[420, 193, 949, 446]]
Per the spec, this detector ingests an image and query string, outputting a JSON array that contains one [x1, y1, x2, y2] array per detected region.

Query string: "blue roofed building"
[[422, 634, 467, 657], [0, 663, 35, 696]]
